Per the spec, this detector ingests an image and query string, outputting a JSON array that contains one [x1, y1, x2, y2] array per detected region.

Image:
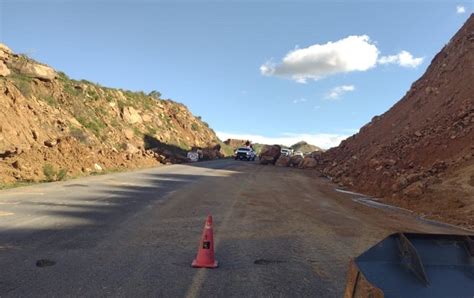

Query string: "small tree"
[[149, 90, 162, 100]]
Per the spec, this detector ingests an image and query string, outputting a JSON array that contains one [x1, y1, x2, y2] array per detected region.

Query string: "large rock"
[[0, 61, 10, 77], [142, 114, 152, 122], [275, 156, 290, 167], [10, 60, 56, 81], [121, 106, 143, 124], [124, 128, 134, 140], [259, 156, 275, 165], [299, 156, 318, 169], [124, 143, 139, 154], [403, 181, 424, 198], [309, 150, 323, 159], [289, 155, 303, 167], [0, 44, 12, 61], [201, 144, 223, 160], [259, 145, 281, 165], [0, 44, 12, 54], [201, 148, 217, 160]]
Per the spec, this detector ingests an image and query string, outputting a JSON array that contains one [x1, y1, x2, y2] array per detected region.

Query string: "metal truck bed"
[[345, 233, 474, 298]]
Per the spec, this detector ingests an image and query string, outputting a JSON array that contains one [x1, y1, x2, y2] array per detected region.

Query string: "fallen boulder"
[[289, 155, 303, 167], [299, 156, 318, 169], [275, 156, 290, 167], [259, 145, 281, 165], [259, 156, 274, 165]]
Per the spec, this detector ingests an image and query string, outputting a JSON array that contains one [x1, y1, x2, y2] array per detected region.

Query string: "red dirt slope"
[[320, 15, 474, 229]]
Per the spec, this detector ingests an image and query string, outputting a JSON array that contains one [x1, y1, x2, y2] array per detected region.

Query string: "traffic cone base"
[[191, 260, 218, 268]]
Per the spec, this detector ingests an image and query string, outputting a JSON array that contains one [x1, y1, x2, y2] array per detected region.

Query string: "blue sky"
[[1, 1, 472, 148]]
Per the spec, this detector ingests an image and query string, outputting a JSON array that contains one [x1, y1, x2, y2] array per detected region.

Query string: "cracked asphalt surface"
[[0, 160, 467, 297]]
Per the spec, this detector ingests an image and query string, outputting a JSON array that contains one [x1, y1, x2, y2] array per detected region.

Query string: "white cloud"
[[456, 5, 466, 14], [378, 50, 424, 68], [260, 35, 425, 82], [325, 85, 355, 100], [260, 35, 379, 83], [217, 131, 350, 149], [293, 97, 307, 104]]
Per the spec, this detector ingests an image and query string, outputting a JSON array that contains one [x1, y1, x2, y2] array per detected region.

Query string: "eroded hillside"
[[0, 43, 226, 185], [319, 15, 474, 228]]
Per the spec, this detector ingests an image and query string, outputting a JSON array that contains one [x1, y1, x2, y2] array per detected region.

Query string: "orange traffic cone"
[[192, 215, 218, 268]]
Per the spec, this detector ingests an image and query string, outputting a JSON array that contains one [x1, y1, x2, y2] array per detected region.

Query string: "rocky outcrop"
[[9, 60, 57, 81], [0, 44, 12, 55], [121, 106, 142, 124], [1, 45, 56, 81], [0, 61, 10, 77], [0, 44, 12, 77]]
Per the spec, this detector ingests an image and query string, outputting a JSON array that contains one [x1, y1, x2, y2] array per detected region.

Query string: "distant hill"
[[290, 141, 322, 153], [223, 139, 265, 154]]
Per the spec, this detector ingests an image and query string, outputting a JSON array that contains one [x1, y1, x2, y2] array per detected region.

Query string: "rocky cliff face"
[[0, 44, 223, 185], [320, 15, 474, 228]]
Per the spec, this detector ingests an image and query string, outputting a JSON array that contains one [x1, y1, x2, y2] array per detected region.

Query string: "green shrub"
[[43, 164, 55, 182], [191, 123, 199, 131], [62, 82, 82, 97], [43, 164, 68, 182], [57, 168, 68, 181], [57, 71, 70, 82], [10, 73, 32, 97], [77, 116, 106, 137], [110, 118, 120, 128], [70, 126, 88, 144], [117, 142, 127, 150], [41, 95, 57, 107], [133, 126, 142, 137], [146, 126, 157, 135], [149, 90, 161, 100], [117, 100, 126, 111], [87, 90, 100, 101], [80, 79, 92, 84]]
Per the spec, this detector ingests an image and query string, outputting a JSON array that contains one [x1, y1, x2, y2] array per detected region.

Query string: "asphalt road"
[[0, 159, 467, 297]]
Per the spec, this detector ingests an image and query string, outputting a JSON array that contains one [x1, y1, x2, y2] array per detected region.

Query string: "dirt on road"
[[0, 160, 468, 297]]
